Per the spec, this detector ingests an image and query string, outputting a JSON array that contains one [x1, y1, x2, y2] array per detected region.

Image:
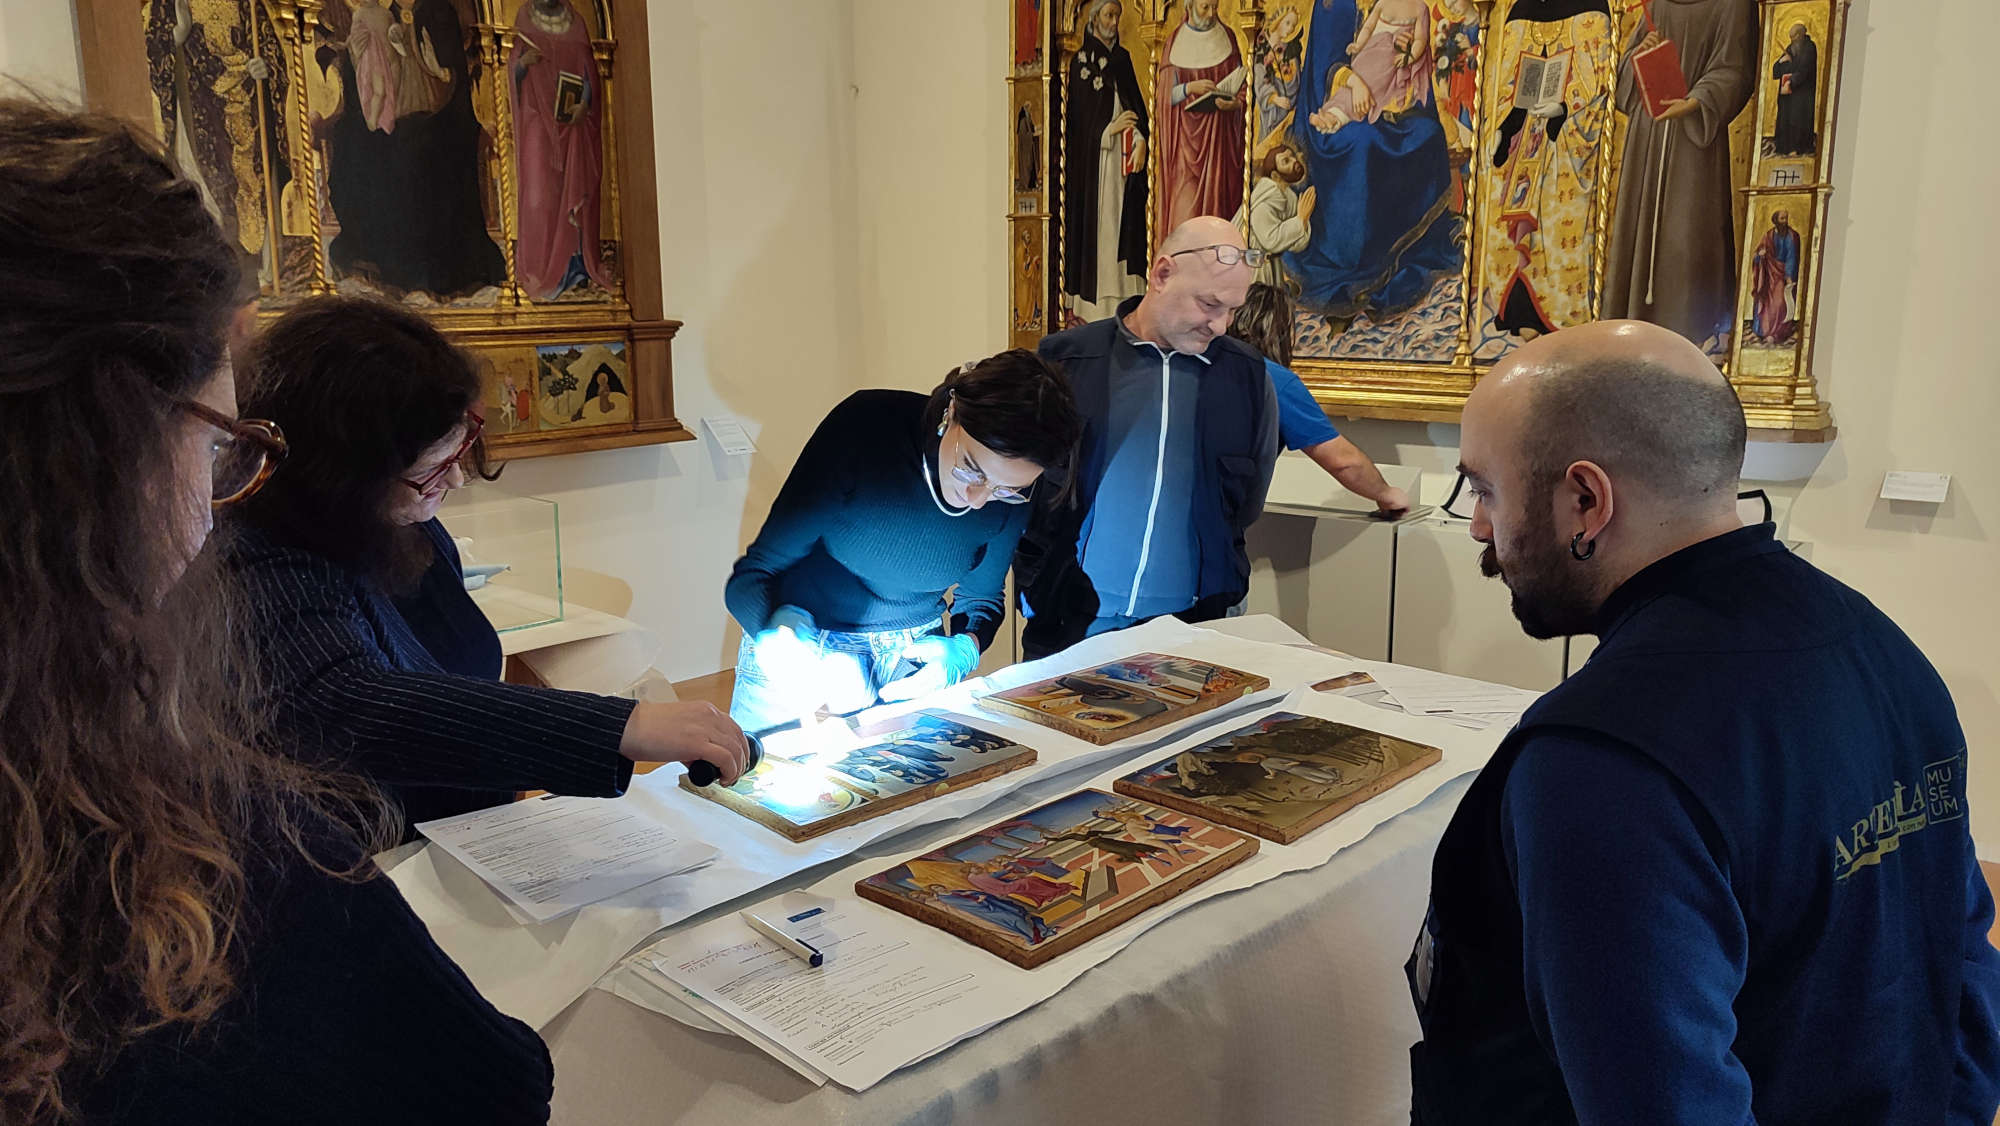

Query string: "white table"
[[543, 658, 1472, 1125]]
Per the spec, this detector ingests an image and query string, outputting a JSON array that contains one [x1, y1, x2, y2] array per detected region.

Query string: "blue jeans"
[[729, 622, 934, 735]]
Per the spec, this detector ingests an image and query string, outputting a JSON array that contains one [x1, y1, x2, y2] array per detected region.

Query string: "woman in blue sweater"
[[725, 352, 1081, 732]]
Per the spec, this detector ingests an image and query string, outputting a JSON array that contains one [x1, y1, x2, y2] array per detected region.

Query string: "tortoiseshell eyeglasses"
[[179, 400, 288, 509]]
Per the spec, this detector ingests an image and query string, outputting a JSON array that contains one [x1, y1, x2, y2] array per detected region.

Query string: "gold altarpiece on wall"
[[76, 0, 693, 458], [1010, 0, 1847, 439]]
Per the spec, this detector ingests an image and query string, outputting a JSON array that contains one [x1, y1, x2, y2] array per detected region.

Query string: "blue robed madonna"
[[1285, 0, 1462, 319]]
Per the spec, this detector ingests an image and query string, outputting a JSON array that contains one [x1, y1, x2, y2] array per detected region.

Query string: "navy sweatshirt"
[[1409, 524, 2000, 1125], [228, 519, 635, 832], [724, 389, 1025, 649], [82, 814, 553, 1124]]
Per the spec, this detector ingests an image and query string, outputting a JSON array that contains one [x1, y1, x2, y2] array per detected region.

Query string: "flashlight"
[[685, 732, 763, 788]]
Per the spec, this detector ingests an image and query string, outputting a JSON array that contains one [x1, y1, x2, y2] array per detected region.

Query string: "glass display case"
[[437, 487, 563, 633]]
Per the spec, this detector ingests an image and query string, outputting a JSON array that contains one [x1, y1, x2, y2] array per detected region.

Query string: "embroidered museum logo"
[[1833, 752, 1967, 881]]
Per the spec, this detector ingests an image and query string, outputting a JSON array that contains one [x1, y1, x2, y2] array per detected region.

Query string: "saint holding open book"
[[1155, 0, 1247, 235], [508, 0, 613, 301], [1476, 0, 1616, 357]]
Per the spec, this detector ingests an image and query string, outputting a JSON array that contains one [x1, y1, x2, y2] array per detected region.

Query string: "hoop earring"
[[1570, 532, 1597, 562]]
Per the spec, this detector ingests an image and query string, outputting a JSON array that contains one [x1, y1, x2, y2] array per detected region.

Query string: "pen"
[[741, 910, 824, 967]]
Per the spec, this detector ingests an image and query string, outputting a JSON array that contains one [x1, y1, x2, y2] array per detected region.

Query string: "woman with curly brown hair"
[[0, 100, 554, 1123], [227, 297, 750, 834]]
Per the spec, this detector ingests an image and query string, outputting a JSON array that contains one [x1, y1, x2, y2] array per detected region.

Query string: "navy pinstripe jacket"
[[227, 518, 635, 831]]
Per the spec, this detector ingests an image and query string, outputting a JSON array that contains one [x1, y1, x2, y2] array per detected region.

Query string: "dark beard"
[[1479, 504, 1599, 640]]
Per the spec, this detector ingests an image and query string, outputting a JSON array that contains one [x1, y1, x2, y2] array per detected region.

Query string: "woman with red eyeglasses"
[[225, 297, 750, 835]]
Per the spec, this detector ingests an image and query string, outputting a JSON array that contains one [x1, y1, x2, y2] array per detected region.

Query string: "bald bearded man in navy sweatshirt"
[[1409, 320, 2000, 1125]]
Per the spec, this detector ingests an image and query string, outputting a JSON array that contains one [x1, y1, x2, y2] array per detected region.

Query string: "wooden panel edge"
[[493, 424, 695, 461], [853, 794, 1261, 969]]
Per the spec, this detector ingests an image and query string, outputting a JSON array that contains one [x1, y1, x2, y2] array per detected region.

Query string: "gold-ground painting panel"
[[1051, 0, 1163, 328], [1754, 0, 1829, 186], [1731, 191, 1813, 381], [1009, 0, 1052, 349], [1013, 0, 1848, 435], [77, 0, 692, 458]]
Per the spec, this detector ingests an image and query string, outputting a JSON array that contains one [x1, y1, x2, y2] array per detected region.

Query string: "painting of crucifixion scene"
[[855, 789, 1257, 968], [1019, 0, 1850, 432]]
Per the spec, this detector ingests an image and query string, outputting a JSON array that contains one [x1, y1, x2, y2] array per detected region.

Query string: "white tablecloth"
[[543, 770, 1470, 1125]]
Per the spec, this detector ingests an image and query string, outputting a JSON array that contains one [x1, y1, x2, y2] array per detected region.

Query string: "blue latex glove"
[[749, 605, 820, 687], [877, 633, 980, 703]]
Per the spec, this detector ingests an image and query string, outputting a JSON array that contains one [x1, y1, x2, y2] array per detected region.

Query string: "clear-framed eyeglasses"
[[1168, 243, 1267, 269], [941, 417, 1033, 504], [945, 461, 1033, 504]]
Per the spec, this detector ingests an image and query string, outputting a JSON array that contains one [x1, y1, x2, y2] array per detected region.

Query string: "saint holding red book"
[[1602, 0, 1759, 351]]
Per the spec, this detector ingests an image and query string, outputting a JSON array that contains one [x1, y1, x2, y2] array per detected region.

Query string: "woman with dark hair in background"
[[726, 351, 1083, 733], [228, 297, 749, 833], [0, 99, 552, 1124], [1228, 282, 1409, 514]]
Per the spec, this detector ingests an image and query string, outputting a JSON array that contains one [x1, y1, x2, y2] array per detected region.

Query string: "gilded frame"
[[1012, 0, 1848, 438], [74, 0, 693, 458]]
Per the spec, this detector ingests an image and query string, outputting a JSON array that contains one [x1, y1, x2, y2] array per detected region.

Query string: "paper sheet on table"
[[1314, 671, 1525, 732], [1361, 664, 1541, 718], [392, 617, 1354, 1028], [617, 685, 1502, 1090], [415, 796, 717, 924]]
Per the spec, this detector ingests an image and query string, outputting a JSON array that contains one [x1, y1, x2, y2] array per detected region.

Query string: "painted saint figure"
[[1154, 0, 1247, 238], [1602, 0, 1759, 351], [927, 885, 1054, 943], [320, 0, 506, 298], [1284, 0, 1459, 320], [1014, 106, 1040, 191], [1252, 5, 1304, 141], [147, 0, 289, 280], [1235, 144, 1315, 288], [576, 360, 629, 422], [1049, 823, 1169, 866], [1304, 0, 1432, 136], [1432, 0, 1484, 209], [1771, 22, 1818, 156], [508, 0, 614, 300], [1748, 209, 1801, 344], [1061, 0, 1149, 319], [1475, 0, 1616, 355], [346, 1, 453, 131], [965, 859, 1074, 909]]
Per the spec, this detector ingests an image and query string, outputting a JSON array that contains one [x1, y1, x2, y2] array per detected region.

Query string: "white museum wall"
[[0, 3, 78, 99]]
